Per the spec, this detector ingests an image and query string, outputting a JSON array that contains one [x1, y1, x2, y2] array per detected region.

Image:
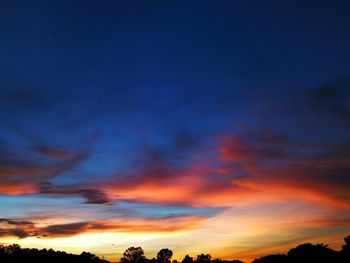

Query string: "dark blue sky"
[[1, 1, 350, 260]]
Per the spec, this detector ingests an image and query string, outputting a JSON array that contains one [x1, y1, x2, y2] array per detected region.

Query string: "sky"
[[1, 0, 350, 262]]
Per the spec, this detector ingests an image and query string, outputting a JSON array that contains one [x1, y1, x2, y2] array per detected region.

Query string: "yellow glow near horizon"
[[1, 230, 194, 262], [2, 205, 348, 263]]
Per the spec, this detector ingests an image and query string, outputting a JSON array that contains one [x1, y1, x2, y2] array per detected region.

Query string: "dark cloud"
[[0, 150, 87, 180], [80, 188, 111, 204], [0, 77, 67, 120], [0, 215, 205, 238], [39, 182, 111, 205], [0, 221, 91, 239], [0, 118, 91, 161], [217, 125, 350, 206], [174, 133, 200, 151], [0, 228, 30, 239], [0, 218, 35, 238], [39, 222, 89, 237], [309, 77, 350, 122], [33, 145, 81, 160], [113, 132, 203, 187], [0, 86, 50, 110], [222, 129, 297, 161], [0, 123, 99, 198], [0, 218, 33, 226], [9, 229, 30, 239], [0, 145, 90, 196]]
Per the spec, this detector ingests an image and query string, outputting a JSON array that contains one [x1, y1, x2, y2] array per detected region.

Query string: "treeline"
[[0, 244, 108, 263], [0, 235, 349, 263], [120, 247, 243, 263], [119, 235, 350, 263], [252, 236, 350, 263]]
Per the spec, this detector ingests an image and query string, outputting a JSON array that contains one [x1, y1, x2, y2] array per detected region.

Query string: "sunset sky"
[[1, 1, 350, 262]]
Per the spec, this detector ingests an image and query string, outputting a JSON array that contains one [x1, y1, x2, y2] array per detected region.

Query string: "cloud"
[[0, 219, 33, 226], [39, 182, 111, 205], [0, 218, 35, 238], [33, 145, 82, 160], [95, 119, 350, 210], [0, 74, 70, 118], [0, 150, 89, 195], [0, 85, 52, 111], [0, 216, 205, 239], [309, 77, 350, 122], [0, 127, 98, 199], [0, 228, 30, 239], [107, 131, 205, 190], [39, 222, 89, 237], [1, 75, 350, 249], [0, 143, 95, 208], [217, 126, 350, 206]]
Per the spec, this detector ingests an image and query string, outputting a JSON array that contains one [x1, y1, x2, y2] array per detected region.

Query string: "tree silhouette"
[[81, 251, 100, 262], [5, 244, 21, 254], [196, 254, 211, 263], [157, 248, 173, 263], [252, 254, 288, 263], [1, 234, 350, 263], [121, 247, 146, 263], [341, 235, 350, 259], [0, 244, 108, 263], [181, 255, 194, 263], [287, 243, 339, 262]]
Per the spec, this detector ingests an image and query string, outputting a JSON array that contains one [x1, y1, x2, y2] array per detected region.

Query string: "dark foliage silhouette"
[[0, 244, 108, 263], [252, 254, 288, 263], [212, 259, 244, 263], [121, 247, 146, 263], [195, 254, 211, 263], [341, 235, 350, 258], [182, 255, 194, 263], [252, 239, 350, 263], [157, 248, 173, 263], [0, 234, 349, 263], [287, 243, 339, 262]]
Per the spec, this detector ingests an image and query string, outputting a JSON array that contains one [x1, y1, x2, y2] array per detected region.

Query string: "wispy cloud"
[[0, 215, 205, 239], [39, 182, 111, 205]]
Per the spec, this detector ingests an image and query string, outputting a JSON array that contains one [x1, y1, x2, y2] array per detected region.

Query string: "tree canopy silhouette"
[[121, 247, 146, 263], [252, 254, 288, 263], [341, 235, 350, 258], [287, 243, 339, 262], [1, 234, 350, 263], [182, 254, 194, 263], [0, 244, 108, 263], [252, 242, 346, 263], [157, 248, 173, 263], [196, 253, 211, 263]]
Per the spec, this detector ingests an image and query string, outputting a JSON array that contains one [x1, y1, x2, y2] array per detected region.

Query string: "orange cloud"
[[0, 216, 204, 239], [96, 130, 350, 212]]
